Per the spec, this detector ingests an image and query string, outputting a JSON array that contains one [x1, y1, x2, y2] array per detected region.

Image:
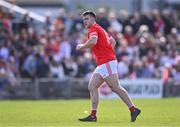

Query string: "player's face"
[[82, 15, 94, 28]]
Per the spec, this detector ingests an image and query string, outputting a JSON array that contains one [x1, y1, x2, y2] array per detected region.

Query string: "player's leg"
[[79, 73, 104, 122], [89, 73, 104, 116], [104, 73, 134, 108], [104, 73, 141, 122]]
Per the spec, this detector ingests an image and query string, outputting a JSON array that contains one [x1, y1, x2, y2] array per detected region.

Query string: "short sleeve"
[[88, 27, 98, 39]]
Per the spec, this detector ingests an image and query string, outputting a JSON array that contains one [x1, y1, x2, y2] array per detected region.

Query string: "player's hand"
[[76, 44, 84, 50]]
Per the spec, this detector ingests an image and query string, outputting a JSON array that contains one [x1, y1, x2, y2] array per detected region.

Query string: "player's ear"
[[92, 17, 95, 21]]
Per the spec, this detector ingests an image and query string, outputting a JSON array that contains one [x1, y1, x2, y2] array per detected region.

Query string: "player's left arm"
[[109, 36, 116, 50]]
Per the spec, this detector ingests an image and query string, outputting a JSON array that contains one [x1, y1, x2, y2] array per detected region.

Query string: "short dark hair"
[[81, 10, 96, 18]]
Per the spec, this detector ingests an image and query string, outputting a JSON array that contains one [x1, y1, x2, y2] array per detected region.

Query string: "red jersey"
[[88, 23, 116, 65]]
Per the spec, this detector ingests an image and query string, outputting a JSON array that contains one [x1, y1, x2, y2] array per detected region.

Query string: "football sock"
[[90, 110, 97, 117], [129, 106, 136, 112]]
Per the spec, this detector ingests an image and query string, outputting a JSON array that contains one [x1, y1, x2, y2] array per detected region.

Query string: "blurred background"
[[0, 0, 180, 100]]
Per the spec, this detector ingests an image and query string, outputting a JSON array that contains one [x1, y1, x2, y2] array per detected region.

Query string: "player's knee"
[[108, 85, 113, 90], [110, 87, 117, 93], [107, 85, 115, 92], [119, 85, 126, 92], [88, 85, 96, 92], [110, 85, 120, 93]]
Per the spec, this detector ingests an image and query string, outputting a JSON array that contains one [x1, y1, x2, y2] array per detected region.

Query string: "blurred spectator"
[[116, 39, 133, 61], [76, 56, 87, 78], [129, 12, 141, 34], [140, 56, 155, 78], [0, 43, 9, 61], [27, 28, 39, 46], [96, 8, 110, 30], [0, 57, 15, 99], [35, 54, 50, 78], [117, 10, 130, 33], [171, 59, 180, 96], [123, 25, 136, 45], [44, 13, 52, 32], [153, 9, 165, 34], [21, 50, 36, 78], [141, 11, 154, 33], [62, 57, 78, 77], [167, 28, 179, 49], [173, 57, 180, 85], [8, 56, 19, 77], [49, 59, 65, 79], [71, 11, 83, 33], [117, 56, 129, 78], [52, 36, 62, 62], [108, 11, 122, 33], [60, 37, 71, 59], [162, 9, 174, 34]]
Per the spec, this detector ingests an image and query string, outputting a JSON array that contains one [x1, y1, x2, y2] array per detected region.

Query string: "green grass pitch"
[[0, 98, 180, 127]]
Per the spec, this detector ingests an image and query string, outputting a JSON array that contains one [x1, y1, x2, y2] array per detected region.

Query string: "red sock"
[[129, 106, 136, 112], [90, 110, 97, 117]]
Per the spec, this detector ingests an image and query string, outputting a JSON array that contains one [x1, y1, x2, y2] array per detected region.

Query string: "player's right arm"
[[76, 28, 98, 51], [76, 36, 97, 50]]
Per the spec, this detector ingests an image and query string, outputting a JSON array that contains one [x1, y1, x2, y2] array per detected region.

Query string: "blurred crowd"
[[0, 6, 180, 86]]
